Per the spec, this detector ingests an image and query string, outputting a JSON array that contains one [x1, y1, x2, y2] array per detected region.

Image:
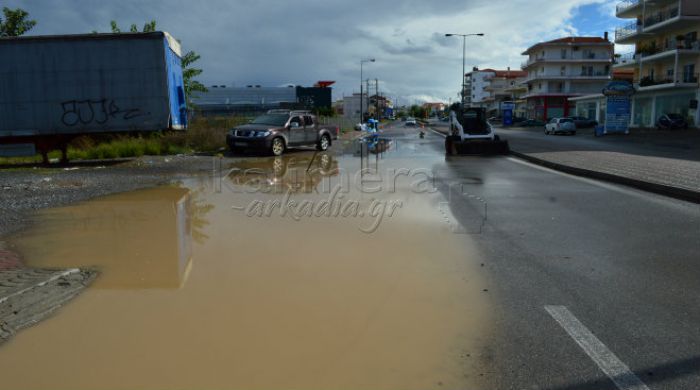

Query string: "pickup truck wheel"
[[317, 134, 330, 151], [271, 137, 285, 156]]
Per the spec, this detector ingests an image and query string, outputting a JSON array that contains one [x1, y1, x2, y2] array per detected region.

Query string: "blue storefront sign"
[[602, 82, 635, 135], [501, 101, 515, 126]]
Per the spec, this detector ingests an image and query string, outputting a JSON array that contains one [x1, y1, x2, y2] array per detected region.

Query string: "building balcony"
[[615, 4, 700, 44], [615, 21, 643, 43], [644, 6, 679, 30], [613, 52, 639, 67], [521, 54, 613, 69], [525, 72, 611, 83], [636, 73, 699, 90], [615, 40, 700, 67], [616, 0, 641, 18]]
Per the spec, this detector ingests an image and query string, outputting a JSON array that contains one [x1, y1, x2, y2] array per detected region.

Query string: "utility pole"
[[445, 33, 485, 106], [375, 78, 379, 119], [366, 79, 370, 119], [360, 58, 375, 124]]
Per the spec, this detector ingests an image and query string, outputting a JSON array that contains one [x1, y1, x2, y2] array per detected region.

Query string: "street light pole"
[[445, 33, 484, 106], [360, 58, 375, 123]]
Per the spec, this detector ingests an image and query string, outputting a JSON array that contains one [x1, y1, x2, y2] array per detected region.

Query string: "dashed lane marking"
[[545, 305, 650, 390]]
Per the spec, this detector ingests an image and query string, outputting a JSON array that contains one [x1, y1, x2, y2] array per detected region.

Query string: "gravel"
[[0, 155, 219, 238]]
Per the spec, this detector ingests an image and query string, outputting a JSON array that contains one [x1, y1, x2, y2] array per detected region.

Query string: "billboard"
[[501, 101, 515, 126], [602, 82, 635, 135]]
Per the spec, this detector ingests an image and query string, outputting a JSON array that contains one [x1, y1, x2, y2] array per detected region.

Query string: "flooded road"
[[0, 135, 493, 390]]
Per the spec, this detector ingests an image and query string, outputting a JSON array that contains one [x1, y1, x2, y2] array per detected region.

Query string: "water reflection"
[[10, 186, 213, 289], [227, 152, 339, 193]]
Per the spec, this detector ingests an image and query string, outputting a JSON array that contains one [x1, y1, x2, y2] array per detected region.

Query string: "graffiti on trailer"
[[60, 99, 150, 127]]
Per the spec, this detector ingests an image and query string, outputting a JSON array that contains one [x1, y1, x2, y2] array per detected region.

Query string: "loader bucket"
[[445, 136, 510, 156]]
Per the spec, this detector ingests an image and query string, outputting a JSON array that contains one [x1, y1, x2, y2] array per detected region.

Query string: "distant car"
[[657, 113, 689, 130], [440, 116, 450, 122], [405, 117, 417, 126], [545, 118, 576, 135], [520, 119, 546, 127], [569, 116, 598, 128]]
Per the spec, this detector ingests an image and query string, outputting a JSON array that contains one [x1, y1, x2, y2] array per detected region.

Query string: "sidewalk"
[[432, 123, 700, 203]]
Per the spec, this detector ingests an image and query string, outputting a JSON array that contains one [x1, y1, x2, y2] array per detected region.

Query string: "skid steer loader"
[[445, 105, 510, 155]]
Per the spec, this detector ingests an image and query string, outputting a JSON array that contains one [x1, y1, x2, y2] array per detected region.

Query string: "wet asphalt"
[[386, 122, 700, 390], [1, 123, 699, 389]]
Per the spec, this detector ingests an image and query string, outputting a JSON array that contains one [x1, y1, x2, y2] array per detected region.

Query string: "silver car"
[[545, 118, 576, 135]]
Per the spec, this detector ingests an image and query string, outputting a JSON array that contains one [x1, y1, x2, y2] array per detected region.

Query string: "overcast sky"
[[9, 0, 621, 104]]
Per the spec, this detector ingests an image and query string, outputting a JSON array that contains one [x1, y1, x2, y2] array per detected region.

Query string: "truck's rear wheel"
[[317, 134, 330, 151], [271, 138, 285, 156]]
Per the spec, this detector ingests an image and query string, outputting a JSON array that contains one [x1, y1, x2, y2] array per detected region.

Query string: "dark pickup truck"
[[227, 110, 339, 156]]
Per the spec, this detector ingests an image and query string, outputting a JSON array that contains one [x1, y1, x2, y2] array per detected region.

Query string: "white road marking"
[[427, 127, 447, 138], [545, 305, 650, 390]]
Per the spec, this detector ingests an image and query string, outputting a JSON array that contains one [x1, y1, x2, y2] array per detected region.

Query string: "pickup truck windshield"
[[250, 114, 289, 126]]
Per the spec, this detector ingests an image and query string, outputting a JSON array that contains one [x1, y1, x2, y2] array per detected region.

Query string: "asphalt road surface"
[[2, 121, 699, 390], [389, 121, 700, 390]]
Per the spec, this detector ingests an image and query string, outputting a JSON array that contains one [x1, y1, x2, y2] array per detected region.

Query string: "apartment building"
[[464, 69, 494, 107], [481, 69, 528, 116], [614, 0, 700, 127], [464, 68, 527, 114], [521, 36, 614, 120]]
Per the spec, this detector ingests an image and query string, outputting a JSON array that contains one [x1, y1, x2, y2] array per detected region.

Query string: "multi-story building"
[[521, 36, 614, 120], [464, 70, 494, 107], [342, 93, 366, 119], [614, 0, 700, 127], [481, 69, 528, 116]]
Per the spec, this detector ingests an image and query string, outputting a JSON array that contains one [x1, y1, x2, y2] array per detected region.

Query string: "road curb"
[[509, 150, 700, 204]]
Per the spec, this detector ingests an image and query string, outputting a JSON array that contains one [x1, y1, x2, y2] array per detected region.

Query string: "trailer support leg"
[[60, 143, 69, 164]]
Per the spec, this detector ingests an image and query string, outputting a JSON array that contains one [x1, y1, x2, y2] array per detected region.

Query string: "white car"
[[545, 118, 576, 135], [405, 117, 417, 126]]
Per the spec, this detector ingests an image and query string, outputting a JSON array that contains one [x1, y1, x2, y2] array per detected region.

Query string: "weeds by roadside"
[[0, 115, 251, 165]]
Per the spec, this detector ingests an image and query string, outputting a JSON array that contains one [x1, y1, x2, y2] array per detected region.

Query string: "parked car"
[[569, 116, 598, 128], [227, 110, 339, 156], [405, 117, 417, 126], [656, 113, 689, 130], [545, 118, 576, 135], [520, 119, 546, 127]]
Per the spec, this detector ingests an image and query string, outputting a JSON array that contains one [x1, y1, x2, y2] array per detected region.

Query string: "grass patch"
[[0, 115, 252, 164]]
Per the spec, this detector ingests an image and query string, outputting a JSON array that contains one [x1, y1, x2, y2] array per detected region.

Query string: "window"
[[303, 116, 313, 126], [683, 64, 696, 82], [561, 49, 567, 59], [560, 66, 566, 76], [290, 116, 302, 127]]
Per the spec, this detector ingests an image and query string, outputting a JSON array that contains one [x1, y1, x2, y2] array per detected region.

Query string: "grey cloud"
[[7, 0, 594, 103]]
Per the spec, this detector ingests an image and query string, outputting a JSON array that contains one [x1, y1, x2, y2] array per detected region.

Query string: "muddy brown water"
[[0, 148, 493, 390]]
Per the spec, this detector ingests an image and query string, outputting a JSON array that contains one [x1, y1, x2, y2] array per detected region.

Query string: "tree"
[[181, 51, 207, 105], [107, 20, 206, 106], [110, 20, 156, 34], [0, 7, 37, 37]]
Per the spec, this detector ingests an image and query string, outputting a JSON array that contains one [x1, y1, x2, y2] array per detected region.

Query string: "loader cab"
[[459, 108, 490, 135], [450, 106, 492, 137]]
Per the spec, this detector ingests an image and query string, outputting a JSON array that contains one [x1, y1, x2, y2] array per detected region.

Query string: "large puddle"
[[0, 143, 493, 389]]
